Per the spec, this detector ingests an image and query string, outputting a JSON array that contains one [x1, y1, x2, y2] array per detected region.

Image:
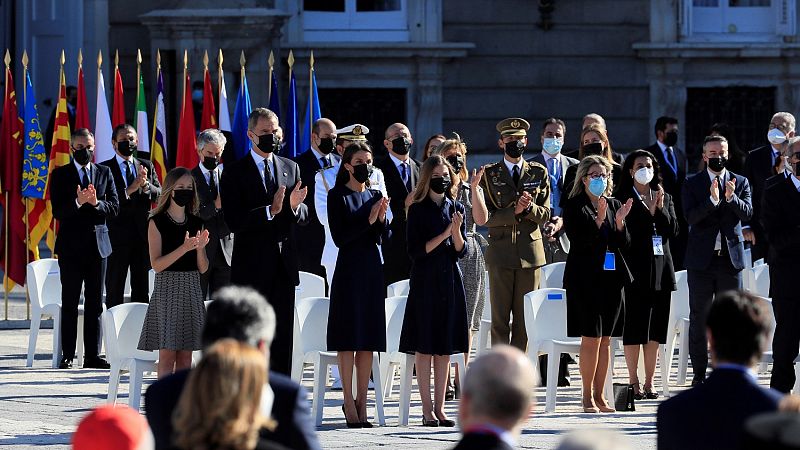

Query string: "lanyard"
[[634, 187, 659, 236]]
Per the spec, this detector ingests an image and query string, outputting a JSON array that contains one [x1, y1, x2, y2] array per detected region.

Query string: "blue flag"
[[300, 70, 322, 156], [21, 72, 48, 199], [269, 73, 281, 123], [281, 70, 299, 159], [231, 74, 252, 161]]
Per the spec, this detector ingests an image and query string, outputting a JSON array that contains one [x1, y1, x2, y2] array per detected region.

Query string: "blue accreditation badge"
[[603, 251, 616, 271]]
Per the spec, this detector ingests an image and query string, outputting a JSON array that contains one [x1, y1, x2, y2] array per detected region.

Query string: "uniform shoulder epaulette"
[[525, 160, 546, 171]]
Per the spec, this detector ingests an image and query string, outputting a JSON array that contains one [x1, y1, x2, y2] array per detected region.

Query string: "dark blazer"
[[743, 145, 776, 229], [682, 170, 752, 271], [529, 152, 580, 195], [292, 149, 332, 275], [220, 153, 309, 288], [452, 433, 515, 450], [646, 143, 688, 201], [657, 367, 781, 450], [191, 165, 231, 262], [144, 369, 321, 450], [761, 175, 800, 299], [99, 156, 161, 244], [51, 162, 119, 258], [616, 189, 679, 291]]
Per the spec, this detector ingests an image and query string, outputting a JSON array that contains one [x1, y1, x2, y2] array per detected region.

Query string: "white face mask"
[[634, 167, 654, 185], [768, 128, 787, 145]]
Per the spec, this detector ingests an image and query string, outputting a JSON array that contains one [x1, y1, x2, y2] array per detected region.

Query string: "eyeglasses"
[[587, 173, 609, 180]]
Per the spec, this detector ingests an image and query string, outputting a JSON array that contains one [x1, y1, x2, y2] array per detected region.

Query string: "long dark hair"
[[618, 149, 662, 195], [334, 141, 373, 187]]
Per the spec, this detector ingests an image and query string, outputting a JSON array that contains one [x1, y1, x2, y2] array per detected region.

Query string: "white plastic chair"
[[754, 258, 765, 267], [26, 259, 86, 368], [291, 296, 385, 426], [751, 264, 770, 298], [743, 247, 753, 269], [660, 270, 690, 396], [148, 269, 155, 296], [380, 295, 408, 399], [540, 262, 566, 289], [102, 303, 158, 411], [296, 271, 326, 301], [475, 270, 492, 356], [386, 279, 410, 298]]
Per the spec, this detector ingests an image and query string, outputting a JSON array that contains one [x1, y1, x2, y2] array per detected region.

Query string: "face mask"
[[318, 137, 335, 155], [583, 142, 603, 156], [768, 128, 787, 145], [542, 137, 563, 156], [391, 137, 411, 156], [351, 163, 373, 184], [707, 156, 727, 172], [634, 167, 654, 185], [73, 147, 93, 166], [504, 140, 525, 159], [117, 140, 136, 157], [201, 156, 219, 171], [446, 155, 464, 173], [588, 176, 607, 197], [664, 130, 678, 147], [430, 176, 451, 195], [172, 189, 194, 207], [256, 133, 279, 154]]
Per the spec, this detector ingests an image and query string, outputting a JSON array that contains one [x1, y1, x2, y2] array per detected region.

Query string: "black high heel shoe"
[[643, 385, 659, 400], [342, 404, 362, 428], [422, 417, 439, 427], [434, 413, 455, 427]]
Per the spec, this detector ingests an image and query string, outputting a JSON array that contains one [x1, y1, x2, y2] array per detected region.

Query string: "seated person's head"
[[707, 291, 773, 368], [202, 286, 276, 354], [458, 345, 536, 435], [73, 404, 154, 450]]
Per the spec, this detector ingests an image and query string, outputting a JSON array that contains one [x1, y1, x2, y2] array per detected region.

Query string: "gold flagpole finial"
[[268, 50, 275, 68], [137, 48, 142, 65], [60, 49, 65, 66], [288, 50, 295, 70], [4, 49, 10, 68], [97, 49, 103, 68], [203, 50, 209, 70], [114, 49, 119, 68], [78, 48, 83, 68], [310, 50, 315, 69], [22, 50, 29, 68], [183, 49, 188, 70], [156, 49, 161, 69], [239, 50, 246, 68], [218, 49, 224, 68]]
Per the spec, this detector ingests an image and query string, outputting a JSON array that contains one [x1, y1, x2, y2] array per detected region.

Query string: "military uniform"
[[482, 118, 551, 351]]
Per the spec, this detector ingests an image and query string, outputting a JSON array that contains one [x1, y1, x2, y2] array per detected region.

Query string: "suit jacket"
[[292, 149, 333, 271], [100, 156, 161, 245], [743, 144, 778, 234], [220, 154, 309, 288], [657, 367, 781, 450], [646, 142, 688, 202], [374, 155, 419, 226], [682, 169, 752, 271], [191, 165, 232, 264], [452, 432, 515, 450], [761, 175, 800, 299], [51, 162, 119, 258], [144, 369, 320, 450], [529, 152, 579, 196]]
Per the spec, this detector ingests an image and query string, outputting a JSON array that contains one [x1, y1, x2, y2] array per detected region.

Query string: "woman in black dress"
[[399, 155, 469, 427], [327, 142, 390, 428], [563, 155, 633, 413], [617, 150, 678, 399]]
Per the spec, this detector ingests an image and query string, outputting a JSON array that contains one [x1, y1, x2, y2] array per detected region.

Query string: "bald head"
[[312, 118, 336, 136], [383, 123, 413, 159]]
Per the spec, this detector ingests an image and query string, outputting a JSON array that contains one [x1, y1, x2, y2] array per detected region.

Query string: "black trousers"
[[264, 279, 296, 376], [199, 242, 231, 299], [770, 294, 800, 392], [105, 240, 150, 309], [687, 255, 742, 381], [59, 254, 105, 360]]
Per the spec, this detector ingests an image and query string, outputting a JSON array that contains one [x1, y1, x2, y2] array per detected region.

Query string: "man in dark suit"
[[744, 112, 795, 264], [191, 129, 232, 299], [292, 118, 337, 282], [374, 122, 420, 287], [645, 116, 689, 270], [51, 128, 119, 369], [220, 107, 308, 375], [764, 140, 800, 392], [657, 291, 780, 450], [453, 345, 536, 450], [100, 124, 161, 309], [145, 286, 320, 450], [682, 135, 752, 385]]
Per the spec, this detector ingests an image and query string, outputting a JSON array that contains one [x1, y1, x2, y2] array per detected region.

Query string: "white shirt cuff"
[[710, 195, 720, 207]]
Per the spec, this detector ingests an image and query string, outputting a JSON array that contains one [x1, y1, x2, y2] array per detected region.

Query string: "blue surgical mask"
[[542, 137, 563, 156], [588, 177, 607, 197]]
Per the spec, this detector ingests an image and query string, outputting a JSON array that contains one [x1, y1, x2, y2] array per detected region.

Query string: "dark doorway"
[[685, 86, 775, 173], [318, 88, 406, 158]]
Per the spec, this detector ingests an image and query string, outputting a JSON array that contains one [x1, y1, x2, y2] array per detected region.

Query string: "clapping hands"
[[76, 185, 98, 206], [181, 230, 210, 253]]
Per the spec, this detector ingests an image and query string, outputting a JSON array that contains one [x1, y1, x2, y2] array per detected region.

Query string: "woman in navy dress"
[[327, 141, 390, 428], [399, 154, 469, 427]]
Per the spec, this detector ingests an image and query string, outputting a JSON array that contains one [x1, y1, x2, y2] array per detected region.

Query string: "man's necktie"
[[512, 165, 521, 185], [548, 159, 560, 213], [264, 158, 276, 197], [667, 147, 677, 174], [209, 170, 218, 200], [319, 156, 329, 169], [401, 162, 411, 192], [81, 167, 90, 189], [124, 161, 134, 188], [715, 175, 725, 199]]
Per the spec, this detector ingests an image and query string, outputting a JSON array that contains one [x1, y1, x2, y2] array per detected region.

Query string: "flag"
[[0, 64, 30, 288], [231, 73, 252, 161], [21, 71, 49, 260], [75, 65, 90, 130], [175, 74, 197, 168], [218, 74, 231, 133], [200, 67, 216, 131], [281, 69, 299, 158], [150, 69, 167, 183], [94, 68, 114, 162], [112, 64, 125, 127], [134, 72, 150, 157], [268, 71, 280, 122], [300, 69, 321, 154], [44, 65, 72, 252]]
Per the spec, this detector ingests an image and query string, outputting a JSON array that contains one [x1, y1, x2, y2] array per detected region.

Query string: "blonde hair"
[[431, 133, 469, 182], [150, 167, 199, 218], [409, 155, 458, 211], [173, 339, 273, 450], [569, 155, 614, 199], [579, 124, 615, 161]]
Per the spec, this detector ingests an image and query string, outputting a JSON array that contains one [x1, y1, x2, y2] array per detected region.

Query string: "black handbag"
[[612, 383, 636, 411]]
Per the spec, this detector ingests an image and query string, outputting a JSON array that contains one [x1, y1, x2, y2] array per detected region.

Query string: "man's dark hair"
[[201, 286, 276, 350], [112, 123, 136, 141], [71, 128, 94, 141], [654, 116, 678, 137], [707, 291, 772, 366], [541, 117, 566, 135]]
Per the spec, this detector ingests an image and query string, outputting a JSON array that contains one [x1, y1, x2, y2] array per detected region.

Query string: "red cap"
[[72, 405, 151, 450]]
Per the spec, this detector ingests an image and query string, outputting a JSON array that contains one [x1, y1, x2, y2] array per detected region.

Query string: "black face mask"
[[504, 140, 525, 159], [391, 137, 411, 156], [430, 176, 451, 195], [446, 155, 464, 173], [583, 142, 603, 156], [318, 137, 335, 155], [663, 130, 678, 147], [117, 140, 136, 157], [256, 133, 279, 154], [201, 156, 219, 171], [707, 156, 727, 172], [172, 189, 194, 207], [73, 147, 93, 166], [352, 163, 373, 184]]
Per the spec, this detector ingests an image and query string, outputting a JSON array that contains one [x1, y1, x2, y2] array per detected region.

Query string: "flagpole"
[[3, 49, 10, 320], [218, 49, 224, 107], [240, 51, 246, 97], [309, 50, 314, 129], [182, 50, 188, 117], [21, 50, 30, 320], [268, 50, 274, 103], [152, 49, 160, 155], [136, 48, 141, 116]]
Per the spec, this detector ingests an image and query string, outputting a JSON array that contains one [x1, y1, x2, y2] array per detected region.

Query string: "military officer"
[[481, 118, 551, 351]]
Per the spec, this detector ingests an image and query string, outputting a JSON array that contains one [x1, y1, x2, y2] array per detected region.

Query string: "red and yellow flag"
[[42, 64, 73, 251]]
